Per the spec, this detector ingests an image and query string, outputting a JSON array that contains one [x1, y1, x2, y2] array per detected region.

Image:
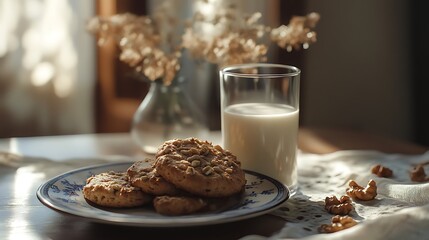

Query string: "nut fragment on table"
[[319, 215, 358, 233], [410, 165, 429, 182], [371, 164, 393, 178], [325, 195, 354, 215], [346, 179, 377, 201]]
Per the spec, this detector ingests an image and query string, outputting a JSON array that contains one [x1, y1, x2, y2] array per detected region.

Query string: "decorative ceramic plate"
[[36, 162, 289, 227]]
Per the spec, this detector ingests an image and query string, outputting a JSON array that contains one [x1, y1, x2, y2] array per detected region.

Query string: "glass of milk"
[[220, 63, 300, 195]]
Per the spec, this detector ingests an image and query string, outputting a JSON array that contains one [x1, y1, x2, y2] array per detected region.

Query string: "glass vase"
[[131, 77, 209, 154]]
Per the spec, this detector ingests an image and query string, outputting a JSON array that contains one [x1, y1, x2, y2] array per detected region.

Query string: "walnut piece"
[[325, 195, 354, 215], [371, 164, 393, 178], [319, 215, 357, 233], [410, 165, 429, 182], [346, 179, 377, 201]]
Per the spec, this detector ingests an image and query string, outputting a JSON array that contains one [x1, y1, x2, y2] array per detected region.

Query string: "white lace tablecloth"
[[2, 150, 429, 240], [243, 150, 429, 240]]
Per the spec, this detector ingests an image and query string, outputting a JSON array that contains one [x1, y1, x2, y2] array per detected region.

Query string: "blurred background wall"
[[0, 0, 428, 146], [0, 0, 95, 137], [302, 1, 413, 139], [301, 0, 428, 145]]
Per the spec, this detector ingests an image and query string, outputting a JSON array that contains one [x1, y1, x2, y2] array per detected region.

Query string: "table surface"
[[1, 128, 427, 240]]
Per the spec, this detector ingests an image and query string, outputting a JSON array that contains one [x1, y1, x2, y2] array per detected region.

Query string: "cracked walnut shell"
[[324, 195, 354, 215], [319, 215, 358, 233], [346, 179, 377, 201]]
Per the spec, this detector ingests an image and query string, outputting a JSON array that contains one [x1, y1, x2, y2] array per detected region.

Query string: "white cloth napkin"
[[242, 150, 429, 240]]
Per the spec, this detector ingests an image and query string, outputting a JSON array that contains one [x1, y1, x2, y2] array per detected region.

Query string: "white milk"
[[222, 103, 299, 191]]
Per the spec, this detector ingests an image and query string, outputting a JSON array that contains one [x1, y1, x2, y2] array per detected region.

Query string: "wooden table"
[[0, 128, 427, 240]]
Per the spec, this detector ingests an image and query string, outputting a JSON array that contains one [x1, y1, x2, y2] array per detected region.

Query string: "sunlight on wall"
[[0, 0, 95, 137], [1, 0, 77, 97], [21, 0, 77, 98], [31, 62, 55, 86], [0, 0, 19, 57]]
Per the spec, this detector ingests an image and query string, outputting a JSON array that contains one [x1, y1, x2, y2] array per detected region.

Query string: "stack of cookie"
[[83, 138, 246, 215]]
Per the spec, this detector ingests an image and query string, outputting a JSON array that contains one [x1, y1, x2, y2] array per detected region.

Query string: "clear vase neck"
[[151, 75, 186, 87]]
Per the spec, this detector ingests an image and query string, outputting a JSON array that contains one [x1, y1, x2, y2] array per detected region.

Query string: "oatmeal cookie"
[[127, 160, 180, 196], [155, 138, 246, 197], [153, 195, 207, 216], [83, 171, 152, 207]]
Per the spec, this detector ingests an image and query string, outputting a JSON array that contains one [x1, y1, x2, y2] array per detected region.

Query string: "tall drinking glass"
[[220, 63, 300, 194]]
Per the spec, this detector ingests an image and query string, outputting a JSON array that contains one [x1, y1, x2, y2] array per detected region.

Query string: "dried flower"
[[87, 12, 181, 85], [183, 2, 319, 67], [270, 12, 320, 52], [182, 2, 268, 67], [87, 0, 320, 84]]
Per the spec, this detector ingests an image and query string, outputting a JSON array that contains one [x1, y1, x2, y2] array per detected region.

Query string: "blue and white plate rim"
[[36, 161, 289, 227]]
